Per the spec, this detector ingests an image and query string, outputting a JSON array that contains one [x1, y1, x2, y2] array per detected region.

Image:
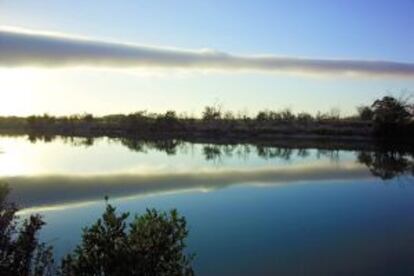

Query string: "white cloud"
[[1, 28, 413, 78]]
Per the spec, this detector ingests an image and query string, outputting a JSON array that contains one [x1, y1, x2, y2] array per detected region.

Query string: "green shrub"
[[0, 184, 54, 276], [61, 204, 194, 276]]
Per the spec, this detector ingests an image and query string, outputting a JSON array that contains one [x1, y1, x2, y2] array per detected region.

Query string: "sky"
[[0, 0, 413, 116]]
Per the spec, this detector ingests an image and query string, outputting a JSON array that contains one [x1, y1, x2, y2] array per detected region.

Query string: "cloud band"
[[1, 29, 413, 77]]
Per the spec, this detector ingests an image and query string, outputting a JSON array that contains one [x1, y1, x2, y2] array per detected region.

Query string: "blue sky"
[[0, 0, 413, 116]]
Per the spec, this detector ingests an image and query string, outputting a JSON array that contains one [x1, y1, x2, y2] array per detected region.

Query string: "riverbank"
[[0, 115, 374, 139], [1, 95, 413, 146]]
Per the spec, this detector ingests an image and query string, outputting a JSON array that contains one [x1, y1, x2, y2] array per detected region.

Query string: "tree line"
[[0, 96, 413, 140]]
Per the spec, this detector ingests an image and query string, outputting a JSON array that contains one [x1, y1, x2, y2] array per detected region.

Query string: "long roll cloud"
[[1, 29, 414, 77]]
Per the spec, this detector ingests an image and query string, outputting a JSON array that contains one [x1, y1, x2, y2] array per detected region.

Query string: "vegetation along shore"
[[1, 96, 413, 143]]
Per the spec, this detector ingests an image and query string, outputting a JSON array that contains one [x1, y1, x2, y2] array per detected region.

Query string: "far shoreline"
[[0, 96, 412, 149]]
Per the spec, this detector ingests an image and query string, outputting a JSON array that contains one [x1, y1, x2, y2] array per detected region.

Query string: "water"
[[1, 135, 413, 275]]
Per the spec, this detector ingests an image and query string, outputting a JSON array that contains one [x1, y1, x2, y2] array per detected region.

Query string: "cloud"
[[4, 163, 370, 210], [1, 28, 414, 77]]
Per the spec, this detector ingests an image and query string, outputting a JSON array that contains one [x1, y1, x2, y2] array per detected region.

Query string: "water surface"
[[1, 136, 413, 275]]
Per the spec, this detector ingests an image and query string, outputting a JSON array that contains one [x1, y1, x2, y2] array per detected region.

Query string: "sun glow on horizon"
[[0, 68, 40, 116]]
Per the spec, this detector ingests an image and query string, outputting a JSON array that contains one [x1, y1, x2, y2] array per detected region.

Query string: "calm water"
[[1, 136, 413, 275]]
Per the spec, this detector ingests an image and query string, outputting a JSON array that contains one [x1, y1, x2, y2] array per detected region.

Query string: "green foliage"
[[61, 204, 194, 276], [0, 183, 54, 276], [1, 183, 194, 275]]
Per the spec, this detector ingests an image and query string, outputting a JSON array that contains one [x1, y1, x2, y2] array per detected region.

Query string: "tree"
[[157, 111, 179, 127], [0, 184, 54, 276], [371, 96, 411, 127], [61, 204, 194, 276], [280, 108, 295, 122], [357, 106, 374, 121], [82, 114, 94, 122], [296, 112, 313, 124], [255, 111, 268, 122], [202, 106, 221, 121]]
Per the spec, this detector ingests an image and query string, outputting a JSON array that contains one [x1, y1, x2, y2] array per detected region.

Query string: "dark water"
[[1, 136, 413, 275]]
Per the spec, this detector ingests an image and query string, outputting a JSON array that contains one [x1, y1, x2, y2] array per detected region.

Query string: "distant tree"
[[327, 108, 341, 120], [223, 111, 235, 121], [315, 111, 324, 121], [82, 114, 94, 122], [202, 106, 221, 121], [372, 96, 411, 125], [357, 106, 374, 121], [155, 111, 180, 130], [256, 111, 268, 122], [163, 110, 178, 124], [27, 115, 38, 127], [60, 204, 194, 276], [236, 108, 250, 121], [280, 108, 295, 122], [371, 96, 412, 135], [269, 111, 282, 121], [296, 112, 313, 124]]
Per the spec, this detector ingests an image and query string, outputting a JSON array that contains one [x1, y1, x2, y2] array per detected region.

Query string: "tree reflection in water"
[[26, 135, 414, 181], [357, 150, 414, 180]]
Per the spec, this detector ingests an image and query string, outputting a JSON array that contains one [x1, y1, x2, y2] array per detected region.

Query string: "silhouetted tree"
[[202, 106, 221, 121], [371, 96, 411, 135], [296, 112, 313, 124], [155, 111, 180, 130], [256, 111, 269, 122], [61, 205, 194, 275], [357, 106, 374, 121], [0, 184, 54, 275], [280, 108, 295, 122], [82, 114, 94, 123], [1, 182, 194, 275]]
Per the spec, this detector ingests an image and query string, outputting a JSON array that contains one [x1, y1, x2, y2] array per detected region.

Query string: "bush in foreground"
[[0, 184, 54, 276], [0, 183, 194, 276], [61, 204, 194, 276]]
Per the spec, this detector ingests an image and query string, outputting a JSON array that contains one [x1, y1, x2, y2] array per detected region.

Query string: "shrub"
[[0, 184, 54, 276], [357, 106, 374, 121], [1, 183, 194, 276], [61, 204, 194, 276]]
